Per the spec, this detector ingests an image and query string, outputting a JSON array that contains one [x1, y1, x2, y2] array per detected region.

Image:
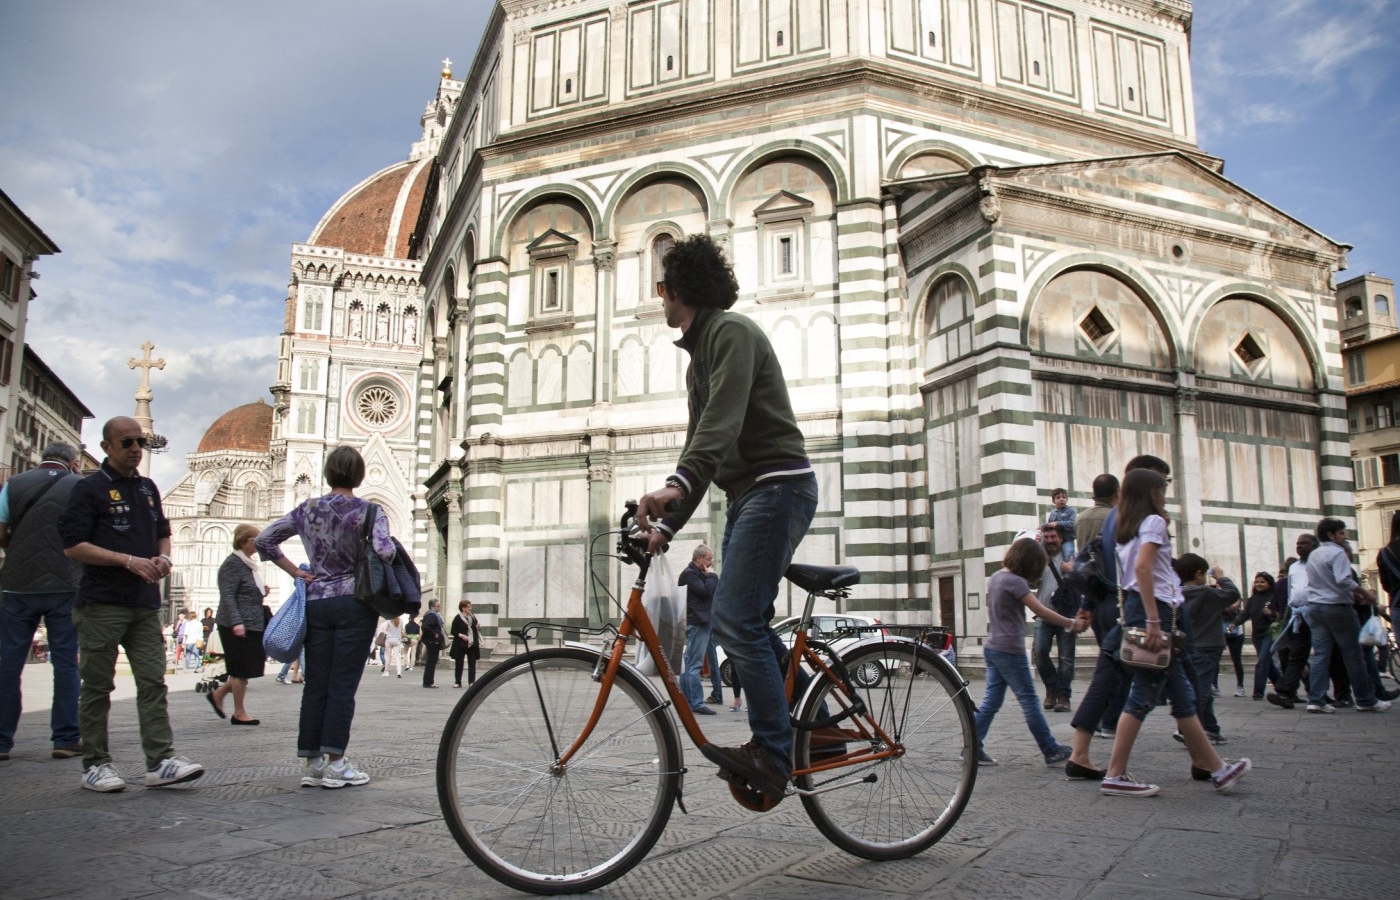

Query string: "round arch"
[[1187, 283, 1325, 386], [491, 186, 601, 256], [1021, 255, 1183, 369], [887, 140, 983, 181], [600, 163, 718, 232], [911, 262, 979, 343], [718, 141, 850, 209]]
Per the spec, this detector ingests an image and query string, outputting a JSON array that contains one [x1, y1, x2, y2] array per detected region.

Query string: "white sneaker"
[[321, 757, 370, 789], [81, 763, 126, 793], [1234, 686, 1247, 697], [301, 755, 326, 787], [1358, 699, 1392, 712], [381, 671, 389, 677], [145, 756, 205, 787], [1100, 772, 1160, 798]]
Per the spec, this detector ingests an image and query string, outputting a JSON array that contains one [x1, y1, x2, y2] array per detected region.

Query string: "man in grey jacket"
[[0, 442, 84, 760], [1303, 518, 1390, 713]]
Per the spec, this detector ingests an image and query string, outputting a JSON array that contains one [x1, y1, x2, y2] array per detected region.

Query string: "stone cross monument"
[[128, 341, 165, 476]]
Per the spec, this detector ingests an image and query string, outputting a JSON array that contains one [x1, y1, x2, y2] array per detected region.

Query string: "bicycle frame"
[[552, 510, 903, 787]]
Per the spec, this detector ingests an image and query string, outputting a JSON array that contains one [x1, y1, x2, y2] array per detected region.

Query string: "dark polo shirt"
[[58, 460, 171, 608]]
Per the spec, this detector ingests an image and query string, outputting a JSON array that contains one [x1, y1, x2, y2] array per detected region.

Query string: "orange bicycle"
[[436, 502, 978, 893]]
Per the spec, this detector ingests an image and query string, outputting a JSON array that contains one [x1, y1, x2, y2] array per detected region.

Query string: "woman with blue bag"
[[257, 445, 395, 789]]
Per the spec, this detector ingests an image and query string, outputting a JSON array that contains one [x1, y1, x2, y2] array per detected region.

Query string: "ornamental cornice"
[[501, 0, 593, 18], [1084, 0, 1193, 28], [994, 184, 1347, 268], [478, 58, 1211, 175]]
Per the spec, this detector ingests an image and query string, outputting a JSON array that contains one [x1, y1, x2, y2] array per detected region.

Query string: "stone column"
[[592, 240, 616, 405], [586, 459, 614, 625], [1174, 377, 1202, 553], [444, 488, 464, 612]]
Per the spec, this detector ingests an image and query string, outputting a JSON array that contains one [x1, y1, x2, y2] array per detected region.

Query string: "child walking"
[[973, 537, 1086, 765]]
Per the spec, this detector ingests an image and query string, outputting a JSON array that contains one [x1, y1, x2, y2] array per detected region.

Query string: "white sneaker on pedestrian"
[[301, 755, 326, 787], [145, 756, 205, 787], [1211, 757, 1251, 793], [1234, 686, 1247, 697], [321, 757, 370, 789], [1100, 773, 1160, 797], [1305, 703, 1336, 714], [1357, 699, 1392, 712], [81, 763, 126, 793]]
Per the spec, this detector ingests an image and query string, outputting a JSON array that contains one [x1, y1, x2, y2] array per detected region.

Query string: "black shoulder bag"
[[353, 502, 408, 618]]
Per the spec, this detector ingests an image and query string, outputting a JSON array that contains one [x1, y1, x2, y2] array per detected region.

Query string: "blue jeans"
[[0, 592, 80, 752], [299, 595, 377, 758], [1306, 604, 1376, 706], [1187, 646, 1223, 735], [1120, 591, 1199, 721], [710, 476, 818, 776], [975, 648, 1064, 758], [1251, 632, 1281, 697], [680, 622, 712, 710], [1032, 620, 1076, 699]]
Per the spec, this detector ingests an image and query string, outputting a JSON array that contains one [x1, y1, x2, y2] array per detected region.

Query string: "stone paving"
[[1, 655, 1395, 900]]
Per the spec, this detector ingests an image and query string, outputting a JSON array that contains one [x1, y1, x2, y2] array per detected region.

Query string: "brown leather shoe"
[[701, 742, 788, 801], [1054, 695, 1071, 713], [52, 744, 83, 759], [1043, 694, 1055, 710]]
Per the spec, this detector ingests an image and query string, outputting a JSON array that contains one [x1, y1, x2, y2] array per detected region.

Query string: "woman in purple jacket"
[[257, 446, 394, 790]]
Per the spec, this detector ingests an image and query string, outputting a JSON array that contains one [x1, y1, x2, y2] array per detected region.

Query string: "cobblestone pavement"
[[1, 657, 1395, 900]]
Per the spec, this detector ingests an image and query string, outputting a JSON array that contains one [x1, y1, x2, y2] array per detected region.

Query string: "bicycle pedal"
[[727, 780, 781, 812]]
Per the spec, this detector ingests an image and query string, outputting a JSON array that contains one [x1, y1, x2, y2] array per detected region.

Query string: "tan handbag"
[[1117, 586, 1177, 671]]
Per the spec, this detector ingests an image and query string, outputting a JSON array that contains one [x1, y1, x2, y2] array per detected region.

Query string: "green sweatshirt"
[[660, 306, 811, 538]]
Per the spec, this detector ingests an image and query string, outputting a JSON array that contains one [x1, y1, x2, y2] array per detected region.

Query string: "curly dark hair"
[[660, 234, 738, 310]]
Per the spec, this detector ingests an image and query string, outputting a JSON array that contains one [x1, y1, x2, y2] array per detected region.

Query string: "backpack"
[[1065, 535, 1115, 611]]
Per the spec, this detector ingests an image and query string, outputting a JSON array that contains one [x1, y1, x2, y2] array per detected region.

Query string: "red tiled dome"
[[197, 399, 273, 453], [308, 159, 432, 259]]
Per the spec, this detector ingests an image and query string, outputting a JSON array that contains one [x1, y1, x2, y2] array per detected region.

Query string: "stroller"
[[194, 629, 228, 694]]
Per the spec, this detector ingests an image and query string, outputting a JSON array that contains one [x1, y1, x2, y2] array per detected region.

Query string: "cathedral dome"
[[197, 399, 274, 454], [307, 158, 433, 260]]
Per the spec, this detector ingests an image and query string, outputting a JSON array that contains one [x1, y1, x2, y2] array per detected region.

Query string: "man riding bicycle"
[[636, 233, 817, 802]]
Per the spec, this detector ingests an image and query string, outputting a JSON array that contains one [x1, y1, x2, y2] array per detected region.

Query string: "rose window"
[[356, 386, 398, 426]]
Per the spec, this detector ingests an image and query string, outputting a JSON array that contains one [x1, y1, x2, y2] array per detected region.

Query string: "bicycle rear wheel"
[[793, 641, 977, 859], [437, 648, 681, 894]]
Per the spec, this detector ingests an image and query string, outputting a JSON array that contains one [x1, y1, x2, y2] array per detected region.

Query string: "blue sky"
[[0, 0, 1395, 488]]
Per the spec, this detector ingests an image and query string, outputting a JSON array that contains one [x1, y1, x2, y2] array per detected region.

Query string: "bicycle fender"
[[839, 634, 970, 686]]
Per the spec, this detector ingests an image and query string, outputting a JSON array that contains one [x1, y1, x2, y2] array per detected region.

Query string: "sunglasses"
[[118, 436, 149, 449]]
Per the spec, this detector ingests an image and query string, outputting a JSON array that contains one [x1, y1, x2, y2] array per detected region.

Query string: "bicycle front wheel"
[[794, 641, 977, 859], [437, 648, 681, 894]]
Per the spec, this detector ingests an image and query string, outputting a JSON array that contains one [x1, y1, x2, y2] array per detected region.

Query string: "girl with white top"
[[1100, 468, 1251, 798], [377, 617, 404, 678]]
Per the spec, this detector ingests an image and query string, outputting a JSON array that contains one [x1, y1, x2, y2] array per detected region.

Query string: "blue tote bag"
[[263, 565, 309, 663]]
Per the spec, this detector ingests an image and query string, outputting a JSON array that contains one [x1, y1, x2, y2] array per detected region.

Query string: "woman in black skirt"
[[449, 599, 481, 687], [209, 524, 270, 725]]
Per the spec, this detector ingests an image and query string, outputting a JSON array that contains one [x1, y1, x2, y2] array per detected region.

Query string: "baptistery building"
[[275, 0, 1351, 650]]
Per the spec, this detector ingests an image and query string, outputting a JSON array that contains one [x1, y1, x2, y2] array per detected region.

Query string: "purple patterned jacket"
[[256, 493, 394, 601]]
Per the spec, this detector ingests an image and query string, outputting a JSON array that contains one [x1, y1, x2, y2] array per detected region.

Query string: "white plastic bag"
[[635, 551, 685, 677], [1359, 614, 1387, 648]]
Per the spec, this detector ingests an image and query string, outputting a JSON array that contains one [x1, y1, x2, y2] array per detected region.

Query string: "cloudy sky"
[[1, 0, 1396, 489]]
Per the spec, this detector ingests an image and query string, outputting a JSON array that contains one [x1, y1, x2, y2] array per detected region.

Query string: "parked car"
[[714, 616, 954, 689]]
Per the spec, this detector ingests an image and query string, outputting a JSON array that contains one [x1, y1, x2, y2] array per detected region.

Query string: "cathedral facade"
[[269, 0, 1349, 650]]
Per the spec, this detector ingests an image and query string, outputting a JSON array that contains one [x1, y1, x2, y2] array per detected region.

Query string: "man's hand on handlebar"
[[636, 485, 684, 555]]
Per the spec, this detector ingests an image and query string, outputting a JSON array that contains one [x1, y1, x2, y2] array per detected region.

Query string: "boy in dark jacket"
[[1176, 554, 1241, 743]]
